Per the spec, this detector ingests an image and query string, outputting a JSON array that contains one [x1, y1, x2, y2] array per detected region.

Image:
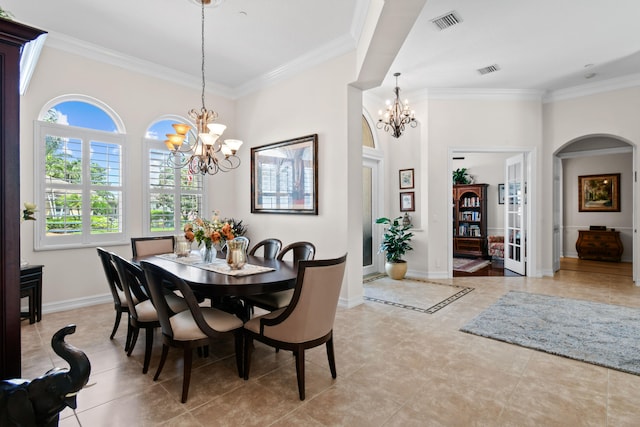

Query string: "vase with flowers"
[[183, 210, 247, 263]]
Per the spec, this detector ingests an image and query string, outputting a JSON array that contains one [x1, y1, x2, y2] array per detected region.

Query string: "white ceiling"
[[4, 0, 640, 99]]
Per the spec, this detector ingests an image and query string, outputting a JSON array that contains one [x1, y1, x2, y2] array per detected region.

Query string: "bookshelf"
[[453, 184, 488, 258]]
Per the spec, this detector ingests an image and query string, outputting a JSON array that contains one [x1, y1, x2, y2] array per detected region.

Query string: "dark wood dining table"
[[135, 252, 298, 319]]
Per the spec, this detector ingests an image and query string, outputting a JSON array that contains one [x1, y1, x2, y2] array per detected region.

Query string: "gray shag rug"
[[460, 291, 640, 375]]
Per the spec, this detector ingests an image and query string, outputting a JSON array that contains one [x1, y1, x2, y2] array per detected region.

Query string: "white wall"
[[235, 52, 362, 307], [543, 87, 640, 275], [20, 45, 238, 309], [427, 97, 543, 277], [561, 153, 633, 261]]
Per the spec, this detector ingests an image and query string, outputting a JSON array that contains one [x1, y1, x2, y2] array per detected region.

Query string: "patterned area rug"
[[363, 276, 474, 314], [460, 291, 640, 375], [453, 257, 491, 273]]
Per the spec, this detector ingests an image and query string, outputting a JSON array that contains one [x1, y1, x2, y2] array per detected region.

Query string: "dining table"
[[134, 251, 298, 320]]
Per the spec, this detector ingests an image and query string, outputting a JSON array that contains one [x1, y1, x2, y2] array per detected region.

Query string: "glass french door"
[[504, 153, 526, 275]]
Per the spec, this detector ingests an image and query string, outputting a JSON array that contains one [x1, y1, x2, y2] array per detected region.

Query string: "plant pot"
[[385, 260, 408, 280]]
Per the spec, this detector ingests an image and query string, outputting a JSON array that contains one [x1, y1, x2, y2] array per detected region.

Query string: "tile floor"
[[21, 267, 640, 426]]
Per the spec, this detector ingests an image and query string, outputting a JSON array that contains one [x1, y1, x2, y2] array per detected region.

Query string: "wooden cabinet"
[[453, 184, 488, 258], [576, 230, 623, 262], [0, 19, 46, 379]]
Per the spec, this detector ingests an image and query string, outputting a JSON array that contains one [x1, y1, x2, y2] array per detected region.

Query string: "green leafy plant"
[[0, 6, 14, 20], [452, 168, 471, 184], [376, 216, 413, 263]]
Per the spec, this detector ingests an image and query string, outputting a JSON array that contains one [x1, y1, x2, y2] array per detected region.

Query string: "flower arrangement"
[[183, 210, 246, 249], [22, 202, 37, 222]]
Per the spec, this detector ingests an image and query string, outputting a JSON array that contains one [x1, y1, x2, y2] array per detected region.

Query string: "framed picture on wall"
[[399, 168, 414, 189], [498, 183, 505, 205], [400, 191, 415, 212], [578, 173, 620, 212]]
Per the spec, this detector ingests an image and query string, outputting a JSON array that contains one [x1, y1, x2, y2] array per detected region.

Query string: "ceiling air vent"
[[477, 64, 500, 75], [431, 11, 462, 30]]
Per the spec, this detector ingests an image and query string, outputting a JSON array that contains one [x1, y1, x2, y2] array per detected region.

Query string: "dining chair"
[[96, 247, 132, 348], [111, 253, 188, 374], [243, 254, 347, 400], [140, 260, 244, 403], [131, 236, 175, 257], [248, 238, 282, 259], [244, 241, 316, 312]]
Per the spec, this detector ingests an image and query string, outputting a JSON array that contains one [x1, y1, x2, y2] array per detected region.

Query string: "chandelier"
[[377, 72, 417, 138], [165, 0, 242, 175]]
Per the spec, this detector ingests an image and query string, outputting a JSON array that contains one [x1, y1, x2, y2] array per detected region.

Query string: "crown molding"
[[233, 33, 356, 98], [45, 32, 236, 99], [556, 146, 632, 159], [544, 73, 640, 103], [425, 88, 544, 101]]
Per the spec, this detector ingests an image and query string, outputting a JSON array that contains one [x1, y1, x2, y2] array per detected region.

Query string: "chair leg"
[[326, 336, 337, 378], [154, 344, 169, 381], [124, 318, 133, 352], [110, 308, 122, 339], [233, 331, 243, 378], [243, 335, 253, 380], [295, 347, 306, 401], [127, 327, 140, 357], [142, 327, 154, 374], [181, 348, 193, 403]]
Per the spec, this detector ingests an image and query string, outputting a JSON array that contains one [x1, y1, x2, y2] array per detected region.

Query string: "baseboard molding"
[[42, 293, 112, 315], [339, 295, 364, 308]]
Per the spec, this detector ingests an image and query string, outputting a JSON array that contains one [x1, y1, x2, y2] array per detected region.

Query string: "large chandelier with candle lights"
[[165, 0, 242, 175], [377, 72, 418, 138]]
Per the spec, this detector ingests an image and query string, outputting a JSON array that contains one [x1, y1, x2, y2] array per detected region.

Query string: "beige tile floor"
[[21, 267, 640, 426]]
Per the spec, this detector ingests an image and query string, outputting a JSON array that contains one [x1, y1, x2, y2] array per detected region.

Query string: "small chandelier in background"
[[165, 0, 242, 175], [377, 72, 417, 138]]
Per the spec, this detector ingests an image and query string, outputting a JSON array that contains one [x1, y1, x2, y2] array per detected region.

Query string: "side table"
[[20, 264, 43, 324]]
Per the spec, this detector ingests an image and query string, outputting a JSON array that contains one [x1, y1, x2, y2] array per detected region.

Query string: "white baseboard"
[[42, 293, 112, 315]]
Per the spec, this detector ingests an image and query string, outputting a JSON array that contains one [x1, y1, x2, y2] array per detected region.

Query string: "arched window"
[[35, 95, 126, 249], [143, 117, 205, 234]]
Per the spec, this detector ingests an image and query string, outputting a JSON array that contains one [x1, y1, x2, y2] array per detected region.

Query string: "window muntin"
[[144, 118, 204, 234], [36, 98, 126, 249]]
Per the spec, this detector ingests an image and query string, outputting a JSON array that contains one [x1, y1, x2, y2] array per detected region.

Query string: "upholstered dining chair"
[[97, 247, 131, 348], [243, 241, 316, 312], [248, 238, 282, 259], [243, 254, 347, 400], [131, 236, 175, 258], [140, 260, 244, 403], [111, 253, 188, 374]]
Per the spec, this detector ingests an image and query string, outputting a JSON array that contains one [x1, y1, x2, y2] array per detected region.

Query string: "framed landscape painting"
[[578, 173, 620, 212]]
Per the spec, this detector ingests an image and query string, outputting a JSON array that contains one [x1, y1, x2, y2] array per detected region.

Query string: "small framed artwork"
[[498, 183, 505, 205], [400, 191, 415, 212], [578, 173, 620, 212], [399, 168, 414, 189]]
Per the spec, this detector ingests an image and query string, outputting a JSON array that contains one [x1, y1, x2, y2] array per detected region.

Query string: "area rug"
[[453, 257, 491, 273], [364, 276, 473, 314], [460, 291, 640, 375]]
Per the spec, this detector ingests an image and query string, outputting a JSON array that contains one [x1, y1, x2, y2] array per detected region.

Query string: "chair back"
[[249, 238, 282, 259], [97, 247, 124, 305], [111, 253, 151, 321], [277, 241, 316, 264], [131, 236, 175, 257], [263, 254, 347, 343], [140, 261, 219, 339]]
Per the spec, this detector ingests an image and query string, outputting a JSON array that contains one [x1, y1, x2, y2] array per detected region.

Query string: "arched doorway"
[[553, 135, 635, 280]]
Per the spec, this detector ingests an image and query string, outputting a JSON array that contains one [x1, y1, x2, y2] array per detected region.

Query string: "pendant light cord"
[[200, 0, 206, 111]]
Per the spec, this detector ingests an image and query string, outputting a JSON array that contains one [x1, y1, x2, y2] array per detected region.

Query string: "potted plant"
[[453, 167, 471, 185], [376, 216, 414, 280]]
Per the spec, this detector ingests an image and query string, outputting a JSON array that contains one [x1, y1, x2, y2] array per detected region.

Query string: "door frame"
[[363, 148, 385, 275], [448, 147, 536, 277]]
